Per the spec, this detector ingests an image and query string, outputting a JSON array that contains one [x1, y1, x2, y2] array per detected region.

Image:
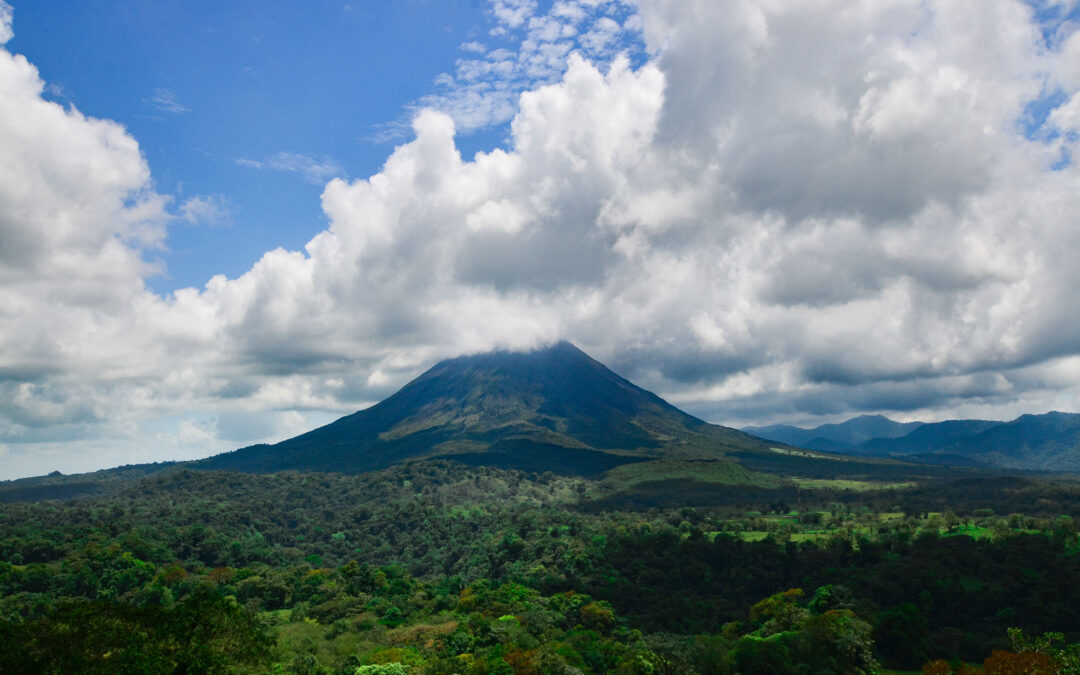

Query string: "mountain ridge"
[[743, 414, 924, 449], [744, 411, 1080, 472]]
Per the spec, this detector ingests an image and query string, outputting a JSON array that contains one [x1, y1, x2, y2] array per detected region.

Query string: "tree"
[[0, 586, 271, 674]]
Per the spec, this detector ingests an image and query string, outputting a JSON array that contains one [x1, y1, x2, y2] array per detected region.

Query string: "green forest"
[[2, 462, 1080, 673]]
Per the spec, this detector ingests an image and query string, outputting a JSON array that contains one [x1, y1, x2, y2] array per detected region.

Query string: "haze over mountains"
[[745, 412, 1080, 472]]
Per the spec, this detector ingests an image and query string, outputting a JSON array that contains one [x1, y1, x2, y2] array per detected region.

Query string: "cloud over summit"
[[2, 0, 1080, 476]]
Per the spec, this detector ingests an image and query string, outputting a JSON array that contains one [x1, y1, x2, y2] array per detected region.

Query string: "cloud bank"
[[2, 0, 1080, 477]]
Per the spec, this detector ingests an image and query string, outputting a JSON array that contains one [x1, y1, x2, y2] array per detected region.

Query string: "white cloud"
[[402, 0, 644, 135], [580, 16, 622, 55], [3, 0, 1080, 476], [0, 1, 10, 46], [236, 151, 344, 184], [0, 24, 178, 476], [491, 0, 537, 30], [0, 2, 11, 46], [179, 194, 233, 227], [146, 87, 190, 114], [0, 36, 168, 290]]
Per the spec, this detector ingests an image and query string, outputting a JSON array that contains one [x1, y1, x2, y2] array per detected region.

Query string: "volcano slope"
[[197, 342, 774, 477], [191, 341, 965, 492]]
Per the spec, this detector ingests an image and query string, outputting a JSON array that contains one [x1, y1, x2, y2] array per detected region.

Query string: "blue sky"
[[2, 0, 1080, 478], [8, 1, 566, 291]]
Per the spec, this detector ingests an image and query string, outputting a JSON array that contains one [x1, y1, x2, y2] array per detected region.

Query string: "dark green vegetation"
[[745, 411, 1080, 472], [3, 465, 1080, 673], [3, 343, 1080, 672]]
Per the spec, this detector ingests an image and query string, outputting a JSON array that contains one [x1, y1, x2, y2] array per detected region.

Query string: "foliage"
[[0, 584, 270, 673], [1005, 628, 1080, 674], [1, 464, 1079, 671]]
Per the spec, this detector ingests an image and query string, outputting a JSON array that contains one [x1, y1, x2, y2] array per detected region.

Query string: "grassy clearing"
[[792, 478, 917, 491], [941, 524, 995, 540], [737, 531, 771, 542], [789, 532, 832, 543], [727, 531, 846, 544], [768, 446, 843, 461]]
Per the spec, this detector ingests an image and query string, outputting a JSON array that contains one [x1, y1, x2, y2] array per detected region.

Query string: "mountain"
[[856, 419, 999, 456], [743, 414, 924, 451], [933, 412, 1080, 472], [748, 411, 1080, 472], [849, 413, 1080, 471], [197, 341, 772, 476]]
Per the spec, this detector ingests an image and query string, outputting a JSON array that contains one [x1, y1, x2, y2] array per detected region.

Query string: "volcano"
[[197, 341, 772, 476]]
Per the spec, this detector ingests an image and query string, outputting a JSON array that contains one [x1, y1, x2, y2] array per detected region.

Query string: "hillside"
[[856, 420, 1000, 457], [936, 412, 1080, 472]]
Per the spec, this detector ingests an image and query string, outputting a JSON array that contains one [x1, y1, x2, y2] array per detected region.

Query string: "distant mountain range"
[[744, 411, 1080, 472], [744, 415, 923, 451]]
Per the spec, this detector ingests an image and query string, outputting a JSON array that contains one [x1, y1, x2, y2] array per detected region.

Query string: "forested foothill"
[[2, 461, 1080, 673]]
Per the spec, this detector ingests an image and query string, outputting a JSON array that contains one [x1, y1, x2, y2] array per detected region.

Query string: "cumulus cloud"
[[3, 0, 1080, 477], [0, 40, 169, 292], [0, 23, 178, 475]]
